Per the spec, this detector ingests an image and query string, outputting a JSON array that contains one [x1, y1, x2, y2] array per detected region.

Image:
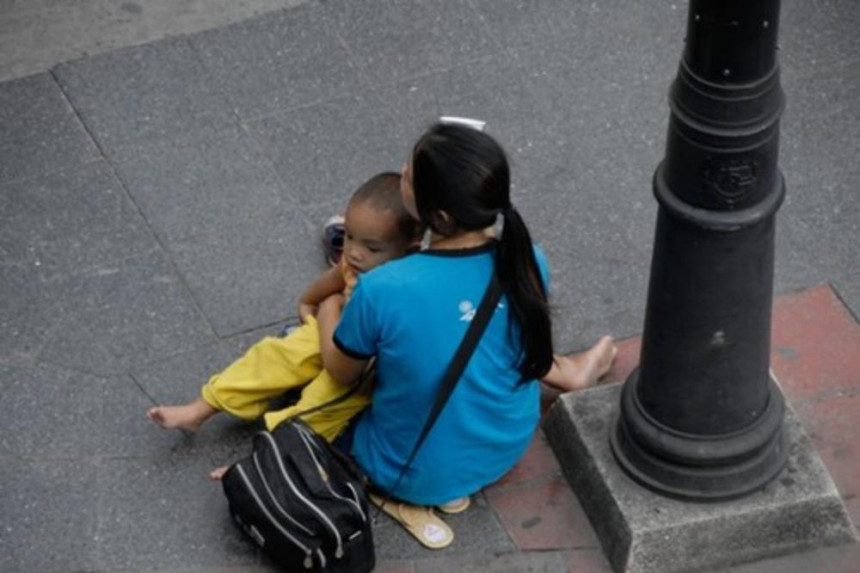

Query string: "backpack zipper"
[[261, 432, 345, 559], [234, 463, 316, 569], [295, 426, 367, 523], [252, 451, 314, 536]]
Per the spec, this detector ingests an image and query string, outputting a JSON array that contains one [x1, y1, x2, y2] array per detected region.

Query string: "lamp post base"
[[611, 368, 788, 501], [543, 382, 856, 573]]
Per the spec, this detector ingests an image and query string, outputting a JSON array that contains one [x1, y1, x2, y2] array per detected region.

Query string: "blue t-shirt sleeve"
[[333, 278, 379, 359]]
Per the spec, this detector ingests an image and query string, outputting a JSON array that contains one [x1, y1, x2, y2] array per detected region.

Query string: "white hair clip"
[[439, 116, 486, 132]]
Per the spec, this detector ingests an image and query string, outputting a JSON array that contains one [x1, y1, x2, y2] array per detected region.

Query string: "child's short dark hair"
[[351, 172, 424, 242]]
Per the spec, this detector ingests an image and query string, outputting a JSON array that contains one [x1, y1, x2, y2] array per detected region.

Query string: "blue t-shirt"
[[333, 242, 550, 505]]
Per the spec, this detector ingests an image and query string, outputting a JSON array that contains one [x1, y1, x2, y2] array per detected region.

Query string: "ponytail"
[[498, 204, 554, 381], [411, 123, 555, 381]]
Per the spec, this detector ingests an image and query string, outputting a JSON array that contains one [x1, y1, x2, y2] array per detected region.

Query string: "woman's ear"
[[430, 210, 457, 235]]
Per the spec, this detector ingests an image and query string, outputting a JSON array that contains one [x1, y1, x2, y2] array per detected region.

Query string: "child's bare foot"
[[209, 466, 229, 481], [548, 336, 618, 392], [146, 397, 217, 433]]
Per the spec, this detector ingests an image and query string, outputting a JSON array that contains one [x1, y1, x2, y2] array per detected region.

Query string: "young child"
[[147, 172, 423, 444]]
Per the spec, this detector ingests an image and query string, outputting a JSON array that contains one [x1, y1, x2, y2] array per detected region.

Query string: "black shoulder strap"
[[385, 273, 503, 498]]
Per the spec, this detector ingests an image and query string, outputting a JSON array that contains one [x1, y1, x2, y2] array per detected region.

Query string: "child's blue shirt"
[[333, 242, 550, 505]]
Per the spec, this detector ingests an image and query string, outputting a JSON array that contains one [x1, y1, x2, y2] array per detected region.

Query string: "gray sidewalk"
[[1, 0, 858, 571]]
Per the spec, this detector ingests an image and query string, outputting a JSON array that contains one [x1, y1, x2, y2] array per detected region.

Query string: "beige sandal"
[[437, 496, 470, 514], [368, 492, 454, 549]]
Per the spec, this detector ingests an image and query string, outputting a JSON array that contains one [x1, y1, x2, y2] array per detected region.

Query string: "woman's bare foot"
[[545, 335, 618, 392], [209, 466, 229, 481], [146, 397, 218, 433]]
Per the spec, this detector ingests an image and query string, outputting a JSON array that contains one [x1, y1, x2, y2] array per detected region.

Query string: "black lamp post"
[[611, 0, 788, 500]]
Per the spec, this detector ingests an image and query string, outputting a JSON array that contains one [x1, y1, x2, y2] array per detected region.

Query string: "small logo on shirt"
[[459, 301, 475, 322], [459, 300, 505, 322]]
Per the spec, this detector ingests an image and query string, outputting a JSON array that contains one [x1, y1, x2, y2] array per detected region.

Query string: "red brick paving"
[[771, 285, 860, 401], [485, 429, 560, 491], [487, 474, 601, 551]]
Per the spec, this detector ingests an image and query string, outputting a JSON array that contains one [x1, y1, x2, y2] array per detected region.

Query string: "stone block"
[[543, 382, 857, 573]]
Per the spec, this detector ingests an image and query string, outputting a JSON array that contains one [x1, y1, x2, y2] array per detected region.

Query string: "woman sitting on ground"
[[310, 122, 615, 546]]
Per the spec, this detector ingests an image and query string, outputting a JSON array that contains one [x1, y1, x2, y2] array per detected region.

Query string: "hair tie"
[[439, 116, 487, 132]]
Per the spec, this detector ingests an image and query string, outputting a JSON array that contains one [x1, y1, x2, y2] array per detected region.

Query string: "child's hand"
[[298, 303, 318, 323]]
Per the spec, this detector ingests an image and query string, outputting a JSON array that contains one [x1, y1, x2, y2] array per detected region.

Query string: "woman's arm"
[[317, 294, 370, 385], [298, 266, 347, 321]]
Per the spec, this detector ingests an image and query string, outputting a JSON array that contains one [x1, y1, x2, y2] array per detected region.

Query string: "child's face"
[[342, 200, 411, 274]]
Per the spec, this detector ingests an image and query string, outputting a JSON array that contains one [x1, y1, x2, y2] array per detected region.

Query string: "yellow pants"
[[200, 317, 370, 442]]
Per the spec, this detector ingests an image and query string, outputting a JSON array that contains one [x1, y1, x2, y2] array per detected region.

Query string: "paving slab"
[[244, 92, 406, 210], [384, 55, 575, 192], [54, 36, 235, 148], [108, 123, 292, 243], [488, 474, 601, 551], [771, 285, 860, 402], [95, 454, 259, 571], [34, 311, 129, 376], [191, 3, 364, 120], [0, 362, 107, 459], [468, 0, 566, 58], [168, 208, 325, 337], [521, 188, 653, 348], [0, 161, 158, 280], [0, 457, 100, 573], [0, 0, 310, 82], [780, 0, 859, 85], [40, 250, 215, 375], [0, 72, 99, 186], [0, 262, 63, 364], [322, 0, 496, 86]]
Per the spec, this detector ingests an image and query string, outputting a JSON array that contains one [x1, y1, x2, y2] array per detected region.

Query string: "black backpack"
[[222, 419, 374, 572]]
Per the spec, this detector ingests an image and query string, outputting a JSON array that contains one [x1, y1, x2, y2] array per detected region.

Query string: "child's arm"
[[298, 266, 347, 322]]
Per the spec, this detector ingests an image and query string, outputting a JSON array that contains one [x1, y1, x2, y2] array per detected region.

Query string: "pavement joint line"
[[128, 372, 162, 408], [828, 280, 860, 324], [49, 55, 224, 345]]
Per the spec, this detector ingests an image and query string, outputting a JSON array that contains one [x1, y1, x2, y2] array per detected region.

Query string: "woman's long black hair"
[[411, 123, 554, 381]]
